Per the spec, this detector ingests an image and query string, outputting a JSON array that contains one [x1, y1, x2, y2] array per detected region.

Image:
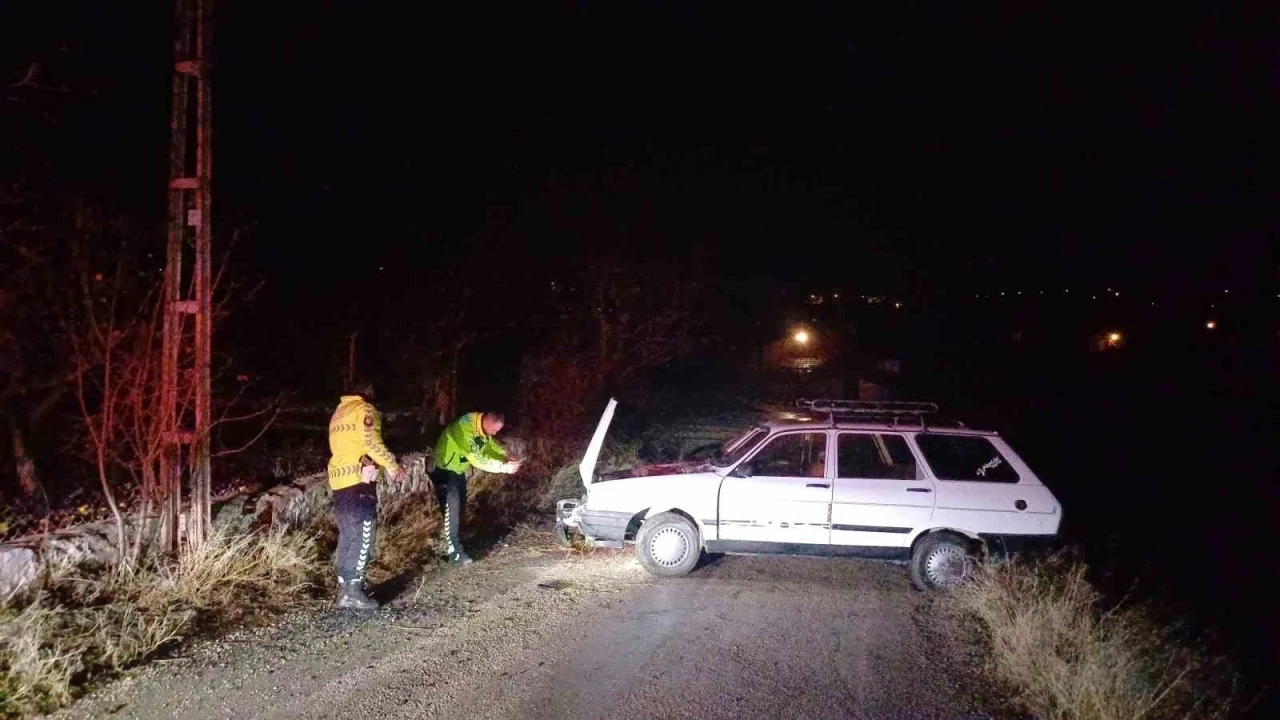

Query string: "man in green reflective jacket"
[[429, 411, 521, 564]]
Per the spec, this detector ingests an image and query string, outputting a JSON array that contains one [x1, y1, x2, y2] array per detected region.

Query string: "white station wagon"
[[556, 399, 1062, 589]]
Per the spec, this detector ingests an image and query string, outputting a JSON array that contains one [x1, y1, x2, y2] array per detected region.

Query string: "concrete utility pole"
[[160, 0, 214, 549]]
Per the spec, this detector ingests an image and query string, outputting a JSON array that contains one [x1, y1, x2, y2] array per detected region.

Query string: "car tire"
[[910, 532, 974, 591], [635, 512, 701, 577]]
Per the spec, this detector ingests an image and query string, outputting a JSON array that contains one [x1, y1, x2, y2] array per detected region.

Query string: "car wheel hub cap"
[[649, 527, 689, 567], [925, 546, 969, 587]]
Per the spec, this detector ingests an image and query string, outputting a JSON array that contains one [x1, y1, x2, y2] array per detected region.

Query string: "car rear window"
[[915, 434, 1020, 483], [837, 434, 918, 480]]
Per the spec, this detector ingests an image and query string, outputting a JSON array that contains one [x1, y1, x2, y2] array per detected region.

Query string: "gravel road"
[[60, 525, 999, 720]]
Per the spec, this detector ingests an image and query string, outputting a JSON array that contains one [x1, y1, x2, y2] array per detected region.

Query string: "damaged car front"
[[555, 399, 766, 551]]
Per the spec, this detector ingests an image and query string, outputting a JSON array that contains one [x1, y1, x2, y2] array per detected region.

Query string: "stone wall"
[[0, 452, 432, 599]]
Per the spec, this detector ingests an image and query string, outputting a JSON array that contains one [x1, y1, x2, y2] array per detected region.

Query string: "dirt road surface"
[[60, 525, 999, 720]]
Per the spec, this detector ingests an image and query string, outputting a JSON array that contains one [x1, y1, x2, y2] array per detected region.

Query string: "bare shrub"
[[540, 438, 642, 511], [956, 554, 1239, 720]]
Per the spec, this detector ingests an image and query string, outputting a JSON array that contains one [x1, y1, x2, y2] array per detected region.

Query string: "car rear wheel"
[[635, 512, 701, 577], [910, 532, 974, 591]]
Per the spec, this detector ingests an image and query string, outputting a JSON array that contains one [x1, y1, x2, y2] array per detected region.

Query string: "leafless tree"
[[516, 247, 703, 477], [65, 243, 143, 558], [62, 235, 279, 560]]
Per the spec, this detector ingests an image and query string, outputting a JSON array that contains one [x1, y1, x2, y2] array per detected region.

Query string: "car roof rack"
[[794, 398, 947, 429]]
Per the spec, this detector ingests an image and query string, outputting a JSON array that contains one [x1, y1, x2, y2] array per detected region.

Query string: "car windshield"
[[711, 426, 768, 468]]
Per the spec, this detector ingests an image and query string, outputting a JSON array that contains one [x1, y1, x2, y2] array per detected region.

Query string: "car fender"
[[640, 506, 709, 547], [908, 526, 980, 549]]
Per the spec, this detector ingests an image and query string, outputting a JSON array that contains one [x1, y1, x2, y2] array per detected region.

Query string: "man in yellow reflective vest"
[[327, 379, 405, 609], [429, 411, 521, 564]]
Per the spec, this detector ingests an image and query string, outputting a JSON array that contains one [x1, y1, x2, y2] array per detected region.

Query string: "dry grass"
[[0, 528, 324, 717], [365, 493, 442, 585], [956, 554, 1239, 720]]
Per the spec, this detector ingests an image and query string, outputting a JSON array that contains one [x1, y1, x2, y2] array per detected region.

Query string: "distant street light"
[[1205, 320, 1216, 330], [793, 330, 810, 345]]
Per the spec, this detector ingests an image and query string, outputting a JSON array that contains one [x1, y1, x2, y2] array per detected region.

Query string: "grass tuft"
[[0, 528, 324, 718], [956, 553, 1241, 720]]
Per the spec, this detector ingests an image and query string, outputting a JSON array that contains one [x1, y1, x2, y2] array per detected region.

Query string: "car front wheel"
[[909, 532, 975, 591], [635, 512, 701, 577]]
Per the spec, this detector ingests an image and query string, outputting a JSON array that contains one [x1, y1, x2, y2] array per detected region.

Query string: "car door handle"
[[806, 483, 830, 488], [905, 487, 932, 493]]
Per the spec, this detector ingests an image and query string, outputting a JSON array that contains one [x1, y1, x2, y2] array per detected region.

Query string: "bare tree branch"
[[11, 62, 39, 88], [211, 406, 281, 459]]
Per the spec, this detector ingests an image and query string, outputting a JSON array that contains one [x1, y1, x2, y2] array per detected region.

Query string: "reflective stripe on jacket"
[[433, 412, 506, 474], [327, 395, 397, 490]]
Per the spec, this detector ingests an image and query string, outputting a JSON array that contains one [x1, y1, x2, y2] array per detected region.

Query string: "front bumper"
[[556, 499, 631, 544], [556, 498, 583, 527]]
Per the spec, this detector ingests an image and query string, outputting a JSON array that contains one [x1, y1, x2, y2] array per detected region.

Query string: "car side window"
[[747, 432, 827, 478], [915, 434, 1020, 483], [837, 434, 918, 480]]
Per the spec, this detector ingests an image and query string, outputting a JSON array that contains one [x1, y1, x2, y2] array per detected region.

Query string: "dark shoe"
[[447, 549, 474, 565], [337, 579, 378, 610]]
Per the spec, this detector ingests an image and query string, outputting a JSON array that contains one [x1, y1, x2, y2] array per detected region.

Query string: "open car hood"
[[578, 398, 617, 488]]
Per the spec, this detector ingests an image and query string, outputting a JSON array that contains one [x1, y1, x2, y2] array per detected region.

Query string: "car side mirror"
[[731, 462, 753, 478]]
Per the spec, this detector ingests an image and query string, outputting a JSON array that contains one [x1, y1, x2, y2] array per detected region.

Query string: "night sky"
[[4, 2, 1274, 335]]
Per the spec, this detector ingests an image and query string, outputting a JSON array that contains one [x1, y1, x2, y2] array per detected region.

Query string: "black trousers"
[[429, 467, 466, 553], [332, 482, 377, 583]]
